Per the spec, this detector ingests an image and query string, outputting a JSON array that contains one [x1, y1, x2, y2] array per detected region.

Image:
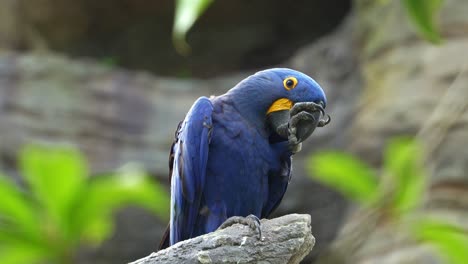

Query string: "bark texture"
[[130, 214, 314, 264]]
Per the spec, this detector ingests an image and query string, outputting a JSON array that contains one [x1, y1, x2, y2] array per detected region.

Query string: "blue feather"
[[163, 68, 326, 247]]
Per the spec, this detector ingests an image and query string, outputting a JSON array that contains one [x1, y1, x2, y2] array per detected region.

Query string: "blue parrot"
[[159, 68, 330, 249]]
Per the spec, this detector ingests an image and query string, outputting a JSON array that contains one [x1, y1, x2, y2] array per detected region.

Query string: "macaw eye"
[[283, 77, 298, 90]]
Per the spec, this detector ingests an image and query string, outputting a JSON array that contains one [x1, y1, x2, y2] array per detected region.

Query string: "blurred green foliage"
[[100, 56, 119, 68], [173, 0, 213, 54], [0, 145, 170, 264], [412, 218, 468, 264], [402, 0, 444, 43], [172, 0, 444, 52], [308, 152, 379, 204], [307, 137, 468, 263], [382, 137, 425, 214]]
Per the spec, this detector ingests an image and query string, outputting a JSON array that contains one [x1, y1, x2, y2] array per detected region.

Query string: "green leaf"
[[172, 0, 214, 54], [19, 145, 87, 236], [0, 174, 39, 237], [307, 152, 379, 204], [401, 0, 444, 43], [71, 164, 170, 244], [412, 218, 468, 264], [0, 243, 51, 264], [0, 228, 52, 264], [79, 216, 114, 245], [384, 137, 425, 214]]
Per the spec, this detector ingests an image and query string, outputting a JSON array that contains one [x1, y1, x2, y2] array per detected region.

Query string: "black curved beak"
[[267, 102, 330, 143]]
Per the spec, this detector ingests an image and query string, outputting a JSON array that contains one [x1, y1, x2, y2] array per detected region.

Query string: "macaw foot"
[[288, 102, 330, 153], [218, 214, 264, 241], [271, 101, 330, 154]]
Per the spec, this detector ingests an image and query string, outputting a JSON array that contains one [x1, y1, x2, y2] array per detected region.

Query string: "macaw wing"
[[170, 97, 213, 245], [262, 153, 292, 218]]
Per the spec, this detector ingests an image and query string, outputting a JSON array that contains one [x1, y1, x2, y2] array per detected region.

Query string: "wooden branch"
[[130, 214, 315, 264]]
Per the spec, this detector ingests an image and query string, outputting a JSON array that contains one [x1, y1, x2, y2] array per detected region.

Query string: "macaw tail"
[[158, 224, 170, 250]]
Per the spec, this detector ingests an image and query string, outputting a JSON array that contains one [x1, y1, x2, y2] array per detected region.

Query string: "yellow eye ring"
[[283, 77, 298, 90]]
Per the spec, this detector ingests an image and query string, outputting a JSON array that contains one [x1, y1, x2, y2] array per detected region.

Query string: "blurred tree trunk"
[[317, 0, 468, 263]]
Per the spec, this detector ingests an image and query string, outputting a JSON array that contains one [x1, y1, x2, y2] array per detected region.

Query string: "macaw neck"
[[224, 87, 275, 132]]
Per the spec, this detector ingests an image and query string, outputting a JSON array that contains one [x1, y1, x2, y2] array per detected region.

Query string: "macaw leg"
[[218, 214, 264, 241]]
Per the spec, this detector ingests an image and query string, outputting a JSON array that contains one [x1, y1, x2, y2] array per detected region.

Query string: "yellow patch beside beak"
[[266, 98, 293, 115]]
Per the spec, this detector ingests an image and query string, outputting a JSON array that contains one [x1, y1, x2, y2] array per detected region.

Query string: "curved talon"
[[311, 103, 325, 117], [218, 215, 264, 241], [318, 105, 325, 117], [246, 214, 263, 241], [317, 114, 331, 127]]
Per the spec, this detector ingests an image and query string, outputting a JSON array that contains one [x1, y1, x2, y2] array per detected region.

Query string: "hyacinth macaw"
[[159, 68, 330, 249]]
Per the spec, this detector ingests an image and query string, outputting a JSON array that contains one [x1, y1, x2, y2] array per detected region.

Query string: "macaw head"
[[227, 68, 330, 143]]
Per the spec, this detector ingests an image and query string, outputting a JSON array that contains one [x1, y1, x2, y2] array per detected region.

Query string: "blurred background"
[[0, 0, 467, 263]]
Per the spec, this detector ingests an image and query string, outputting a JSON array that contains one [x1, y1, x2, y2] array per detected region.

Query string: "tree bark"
[[130, 214, 314, 264]]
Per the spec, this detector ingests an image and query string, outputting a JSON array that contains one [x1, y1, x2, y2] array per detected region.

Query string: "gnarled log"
[[130, 214, 314, 264]]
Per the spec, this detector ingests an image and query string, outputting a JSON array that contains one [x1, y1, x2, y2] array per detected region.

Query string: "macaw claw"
[[318, 114, 331, 127], [290, 101, 324, 117], [266, 101, 330, 154], [218, 214, 264, 241], [291, 101, 330, 127], [289, 102, 330, 143]]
